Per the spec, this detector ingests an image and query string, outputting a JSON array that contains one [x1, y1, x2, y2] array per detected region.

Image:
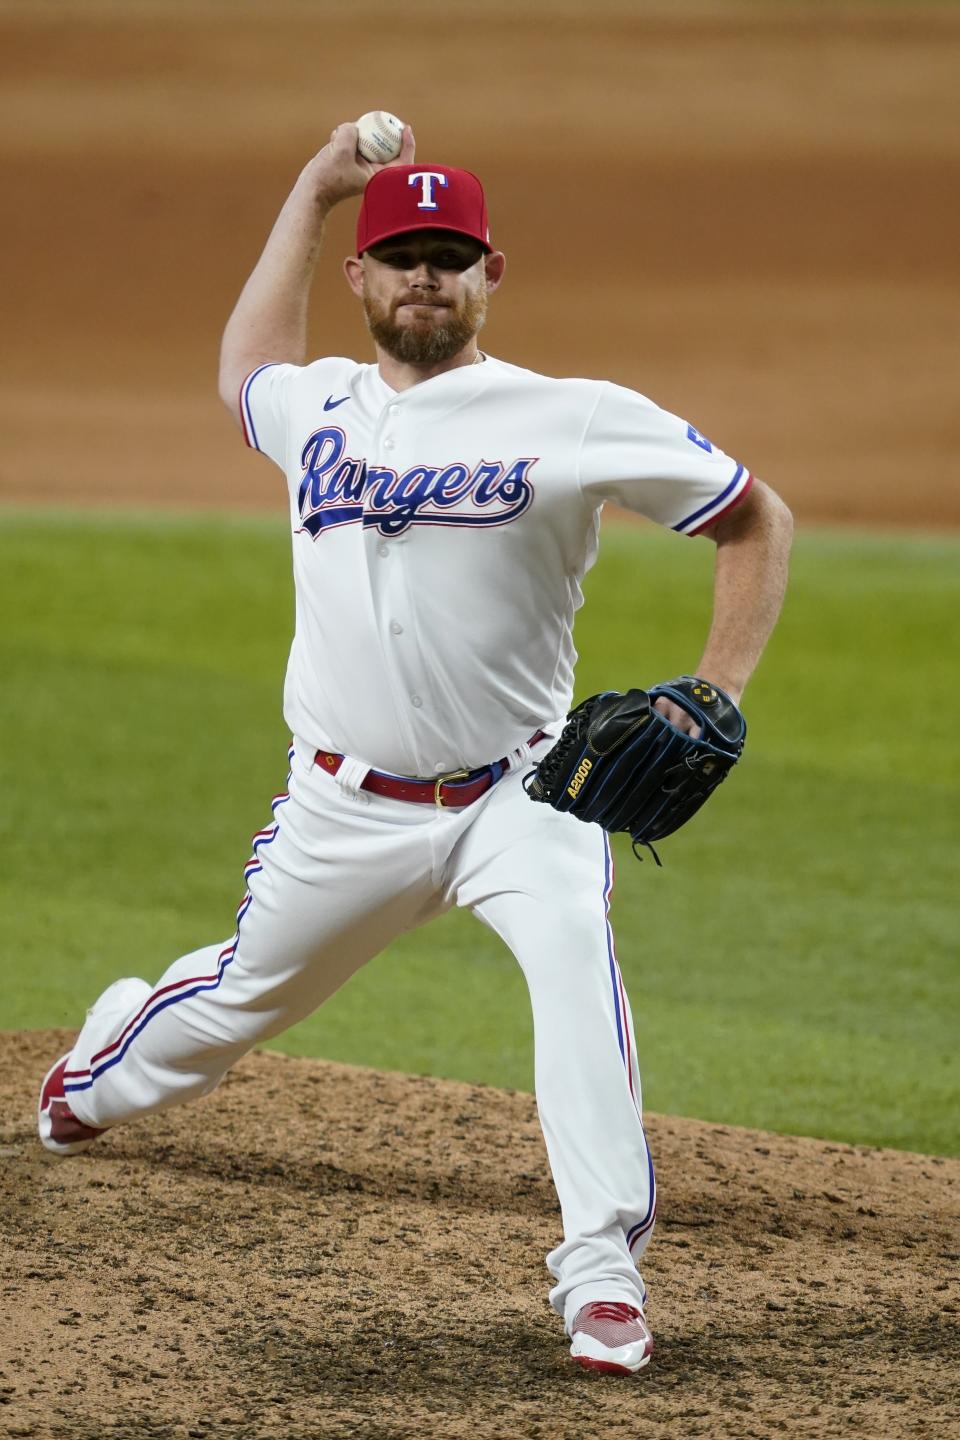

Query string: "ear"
[[343, 255, 365, 298], [484, 250, 506, 294]]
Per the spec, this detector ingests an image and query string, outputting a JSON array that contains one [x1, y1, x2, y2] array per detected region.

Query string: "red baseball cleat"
[[37, 1054, 106, 1156], [569, 1300, 654, 1374]]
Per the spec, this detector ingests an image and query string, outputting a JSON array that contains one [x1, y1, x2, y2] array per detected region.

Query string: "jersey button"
[[377, 543, 389, 558], [411, 695, 423, 709], [390, 621, 403, 635], [383, 438, 395, 451]]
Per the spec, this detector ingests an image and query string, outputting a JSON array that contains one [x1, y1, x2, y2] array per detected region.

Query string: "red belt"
[[315, 731, 549, 809]]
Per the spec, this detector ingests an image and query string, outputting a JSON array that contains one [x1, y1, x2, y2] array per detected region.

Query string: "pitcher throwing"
[[39, 119, 793, 1375]]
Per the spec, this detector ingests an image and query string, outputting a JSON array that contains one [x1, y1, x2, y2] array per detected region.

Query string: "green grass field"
[[1, 511, 957, 1155]]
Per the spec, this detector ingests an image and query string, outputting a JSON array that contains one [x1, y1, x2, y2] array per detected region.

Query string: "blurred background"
[[2, 0, 958, 521], [2, 0, 958, 1154]]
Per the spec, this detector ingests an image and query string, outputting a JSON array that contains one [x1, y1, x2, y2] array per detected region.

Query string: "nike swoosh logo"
[[323, 394, 349, 411]]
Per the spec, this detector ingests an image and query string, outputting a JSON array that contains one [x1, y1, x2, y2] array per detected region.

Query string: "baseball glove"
[[523, 677, 746, 861]]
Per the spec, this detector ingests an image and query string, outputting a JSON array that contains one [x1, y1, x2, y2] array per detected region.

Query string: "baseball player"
[[38, 122, 792, 1375]]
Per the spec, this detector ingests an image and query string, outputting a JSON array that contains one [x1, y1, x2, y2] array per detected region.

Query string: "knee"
[[510, 907, 613, 987]]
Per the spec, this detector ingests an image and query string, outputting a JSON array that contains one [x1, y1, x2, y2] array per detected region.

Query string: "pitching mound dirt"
[[2, 1031, 957, 1439]]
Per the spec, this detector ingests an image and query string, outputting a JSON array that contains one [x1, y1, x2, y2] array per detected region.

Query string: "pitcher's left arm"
[[654, 479, 793, 732]]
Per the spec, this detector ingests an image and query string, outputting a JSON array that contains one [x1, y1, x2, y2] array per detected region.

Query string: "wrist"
[[300, 153, 366, 218], [694, 670, 744, 705], [296, 160, 339, 218]]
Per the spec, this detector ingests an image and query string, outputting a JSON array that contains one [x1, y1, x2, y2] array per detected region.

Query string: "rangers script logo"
[[296, 426, 538, 538]]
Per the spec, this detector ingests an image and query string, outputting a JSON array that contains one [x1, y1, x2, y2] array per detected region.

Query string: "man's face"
[[350, 230, 498, 365]]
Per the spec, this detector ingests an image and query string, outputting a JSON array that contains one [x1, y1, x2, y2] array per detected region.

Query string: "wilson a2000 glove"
[[523, 677, 746, 860]]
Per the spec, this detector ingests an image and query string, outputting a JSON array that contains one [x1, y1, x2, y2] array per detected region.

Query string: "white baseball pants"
[[64, 740, 656, 1327]]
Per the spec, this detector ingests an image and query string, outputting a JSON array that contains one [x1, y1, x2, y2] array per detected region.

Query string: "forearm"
[[218, 157, 333, 414], [217, 120, 415, 424], [695, 480, 793, 703]]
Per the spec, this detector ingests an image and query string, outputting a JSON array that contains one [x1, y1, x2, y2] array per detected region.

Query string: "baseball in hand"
[[355, 110, 405, 164]]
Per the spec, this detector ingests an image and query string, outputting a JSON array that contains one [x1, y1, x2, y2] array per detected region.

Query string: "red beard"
[[362, 287, 487, 364]]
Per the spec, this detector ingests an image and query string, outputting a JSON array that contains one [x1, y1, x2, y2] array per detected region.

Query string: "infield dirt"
[[3, 1032, 959, 1440], [1, 0, 958, 526]]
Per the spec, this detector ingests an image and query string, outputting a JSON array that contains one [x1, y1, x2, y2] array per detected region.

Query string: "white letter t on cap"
[[408, 171, 448, 210]]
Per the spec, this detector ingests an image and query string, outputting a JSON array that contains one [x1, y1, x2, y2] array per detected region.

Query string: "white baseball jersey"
[[240, 356, 753, 777]]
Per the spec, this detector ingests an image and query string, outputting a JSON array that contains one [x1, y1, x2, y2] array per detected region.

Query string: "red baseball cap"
[[356, 165, 492, 255]]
